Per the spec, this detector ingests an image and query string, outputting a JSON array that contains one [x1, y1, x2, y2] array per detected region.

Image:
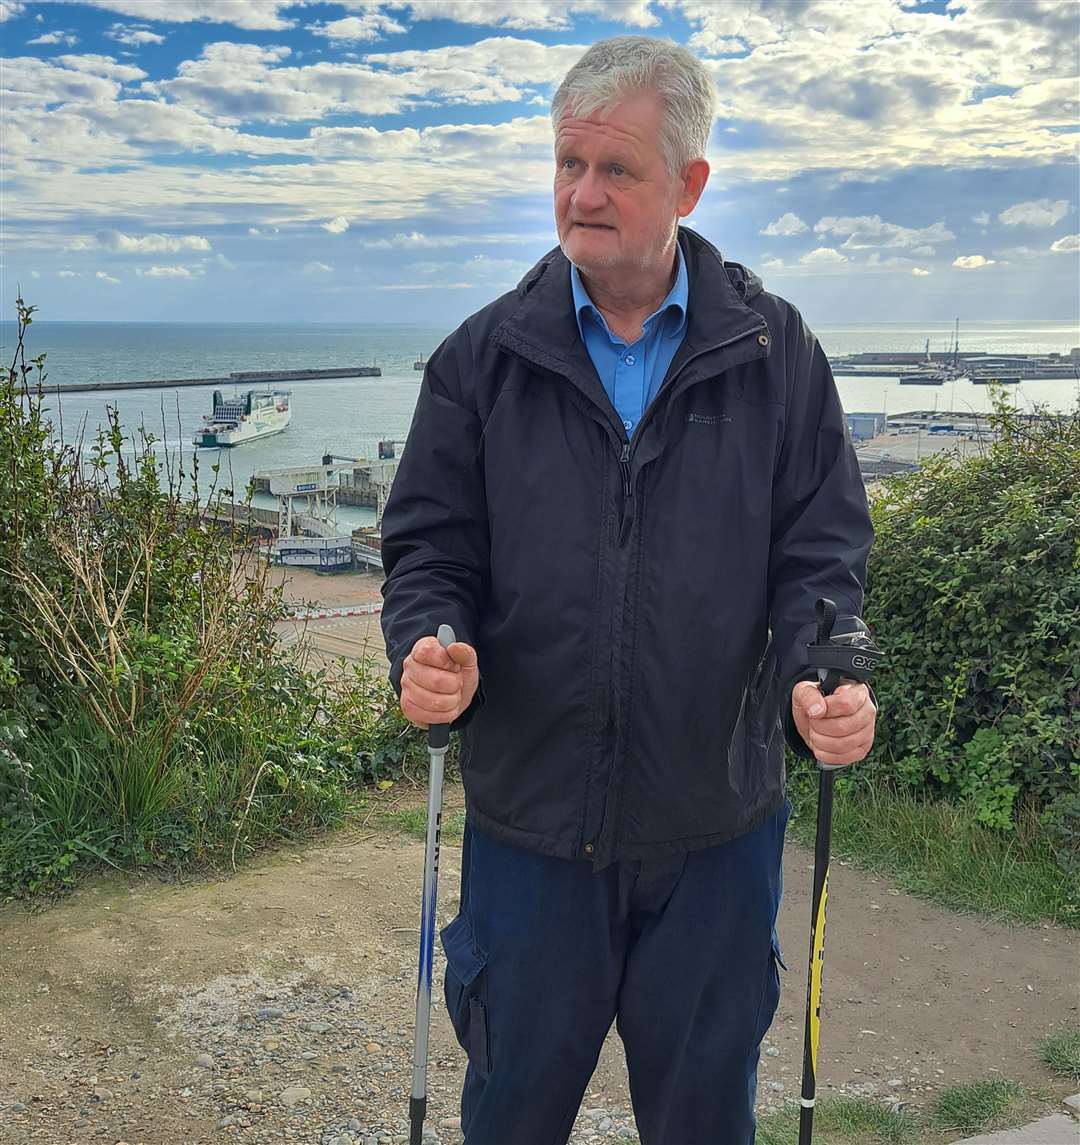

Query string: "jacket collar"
[[490, 227, 769, 440]]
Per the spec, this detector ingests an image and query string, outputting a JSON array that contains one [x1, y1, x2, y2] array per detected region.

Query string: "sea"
[[3, 319, 1077, 528]]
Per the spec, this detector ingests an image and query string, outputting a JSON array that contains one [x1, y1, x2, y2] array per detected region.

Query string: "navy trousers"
[[439, 801, 790, 1145]]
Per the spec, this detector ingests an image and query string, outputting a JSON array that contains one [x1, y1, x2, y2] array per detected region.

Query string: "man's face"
[[554, 88, 684, 278]]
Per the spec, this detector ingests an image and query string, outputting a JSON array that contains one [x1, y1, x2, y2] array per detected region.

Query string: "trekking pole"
[[799, 599, 884, 1145], [409, 623, 456, 1145]]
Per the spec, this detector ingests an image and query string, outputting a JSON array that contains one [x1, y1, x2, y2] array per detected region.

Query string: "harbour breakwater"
[[49, 365, 382, 395]]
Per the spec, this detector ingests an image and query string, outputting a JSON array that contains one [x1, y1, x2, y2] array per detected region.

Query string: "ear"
[[676, 157, 710, 218]]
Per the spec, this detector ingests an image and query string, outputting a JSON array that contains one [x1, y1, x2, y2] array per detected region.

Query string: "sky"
[[2, 0, 1078, 327]]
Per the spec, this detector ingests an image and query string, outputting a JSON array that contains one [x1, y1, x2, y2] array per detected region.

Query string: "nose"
[[572, 166, 608, 212]]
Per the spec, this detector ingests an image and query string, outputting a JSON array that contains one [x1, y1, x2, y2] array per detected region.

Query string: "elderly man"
[[380, 35, 877, 1145]]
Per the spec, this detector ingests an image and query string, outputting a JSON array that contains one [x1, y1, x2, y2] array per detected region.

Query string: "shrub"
[[0, 297, 433, 898], [861, 387, 1079, 868]]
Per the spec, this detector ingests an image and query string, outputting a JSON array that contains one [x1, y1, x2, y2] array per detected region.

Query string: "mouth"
[[572, 222, 615, 231]]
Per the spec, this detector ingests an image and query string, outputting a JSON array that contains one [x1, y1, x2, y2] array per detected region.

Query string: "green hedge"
[[861, 390, 1079, 867]]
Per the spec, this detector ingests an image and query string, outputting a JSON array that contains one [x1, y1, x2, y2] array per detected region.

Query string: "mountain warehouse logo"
[[686, 412, 732, 425]]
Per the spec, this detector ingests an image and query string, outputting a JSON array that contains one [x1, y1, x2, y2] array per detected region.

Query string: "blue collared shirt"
[[571, 244, 689, 441]]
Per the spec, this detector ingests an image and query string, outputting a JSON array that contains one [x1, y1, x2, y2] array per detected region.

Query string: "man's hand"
[[400, 635, 479, 730], [791, 680, 876, 767]]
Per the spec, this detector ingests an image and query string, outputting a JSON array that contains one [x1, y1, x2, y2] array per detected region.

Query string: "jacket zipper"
[[598, 315, 769, 857], [619, 443, 631, 497]]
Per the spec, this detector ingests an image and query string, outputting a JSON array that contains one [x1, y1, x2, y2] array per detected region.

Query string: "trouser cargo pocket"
[[440, 912, 492, 1081]]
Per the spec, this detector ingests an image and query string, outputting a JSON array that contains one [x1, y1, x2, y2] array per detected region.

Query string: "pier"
[[50, 365, 382, 395]]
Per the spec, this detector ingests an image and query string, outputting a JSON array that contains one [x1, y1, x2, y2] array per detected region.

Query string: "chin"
[[561, 232, 622, 271]]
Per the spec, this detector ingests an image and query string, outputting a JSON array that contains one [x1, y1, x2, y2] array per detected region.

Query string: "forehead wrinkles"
[[555, 115, 651, 159]]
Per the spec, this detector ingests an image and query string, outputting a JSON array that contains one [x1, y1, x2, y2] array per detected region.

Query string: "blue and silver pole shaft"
[[799, 600, 884, 1145], [409, 623, 455, 1145]]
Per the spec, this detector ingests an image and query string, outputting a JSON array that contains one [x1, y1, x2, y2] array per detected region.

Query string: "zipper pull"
[[619, 442, 632, 498]]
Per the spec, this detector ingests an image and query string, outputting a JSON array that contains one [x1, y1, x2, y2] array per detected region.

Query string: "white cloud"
[[306, 13, 406, 42], [391, 0, 658, 31], [95, 269, 121, 284], [953, 254, 995, 268], [760, 212, 807, 236], [30, 269, 40, 278], [998, 198, 1070, 227], [972, 210, 990, 225], [911, 267, 931, 276], [27, 30, 80, 46], [356, 230, 542, 249], [74, 0, 299, 32], [58, 269, 78, 278], [302, 261, 334, 274], [322, 216, 350, 234], [800, 247, 848, 266], [1050, 234, 1080, 253], [136, 264, 200, 277], [71, 230, 211, 254], [813, 214, 954, 250], [0, 1, 26, 21], [105, 22, 166, 46]]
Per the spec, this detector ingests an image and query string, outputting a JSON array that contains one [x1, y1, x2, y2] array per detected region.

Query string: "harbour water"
[[3, 319, 1077, 527]]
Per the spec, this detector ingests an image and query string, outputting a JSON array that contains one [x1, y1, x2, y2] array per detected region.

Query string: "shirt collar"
[[571, 242, 688, 342]]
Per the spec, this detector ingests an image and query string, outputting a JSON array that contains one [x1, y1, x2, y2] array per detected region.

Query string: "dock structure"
[[198, 501, 280, 540], [831, 348, 1080, 381], [50, 365, 382, 395]]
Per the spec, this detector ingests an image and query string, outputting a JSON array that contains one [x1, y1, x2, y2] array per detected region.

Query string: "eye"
[[611, 164, 626, 177], [560, 158, 577, 170]]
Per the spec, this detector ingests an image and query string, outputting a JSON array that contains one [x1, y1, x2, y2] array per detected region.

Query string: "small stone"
[[331, 1065, 349, 1074], [888, 1078, 903, 1088], [329, 1136, 353, 1145], [194, 1053, 214, 1069], [257, 1007, 284, 1022], [9, 1103, 28, 1113], [217, 1116, 236, 1129], [93, 1087, 113, 1101], [307, 1021, 331, 1034], [584, 1109, 606, 1121], [1064, 1093, 1080, 1115], [764, 1046, 780, 1057], [366, 1043, 382, 1054], [245, 1090, 262, 1103], [301, 1051, 318, 1060], [439, 1117, 461, 1129], [598, 1117, 612, 1131], [279, 1086, 311, 1108], [766, 1081, 784, 1093]]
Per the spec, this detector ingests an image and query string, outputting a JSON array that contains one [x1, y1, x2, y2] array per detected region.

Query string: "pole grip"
[[427, 624, 456, 751]]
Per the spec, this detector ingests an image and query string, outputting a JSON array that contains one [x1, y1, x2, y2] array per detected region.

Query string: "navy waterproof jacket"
[[380, 227, 874, 870]]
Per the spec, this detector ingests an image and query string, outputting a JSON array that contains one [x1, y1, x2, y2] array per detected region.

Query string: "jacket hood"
[[515, 226, 765, 304]]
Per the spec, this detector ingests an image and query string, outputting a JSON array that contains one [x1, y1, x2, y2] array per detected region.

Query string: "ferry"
[[193, 389, 291, 448], [414, 353, 426, 371]]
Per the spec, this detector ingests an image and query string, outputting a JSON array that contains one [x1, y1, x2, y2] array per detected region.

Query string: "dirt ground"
[[1, 783, 1077, 1145], [1, 564, 1077, 1144]]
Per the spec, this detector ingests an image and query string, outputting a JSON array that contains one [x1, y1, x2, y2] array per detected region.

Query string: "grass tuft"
[[1039, 1027, 1080, 1080], [382, 807, 466, 841], [929, 1079, 1028, 1133], [786, 769, 1080, 928], [757, 1096, 918, 1145]]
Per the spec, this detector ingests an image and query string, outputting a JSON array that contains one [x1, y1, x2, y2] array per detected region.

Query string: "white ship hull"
[[193, 390, 291, 448]]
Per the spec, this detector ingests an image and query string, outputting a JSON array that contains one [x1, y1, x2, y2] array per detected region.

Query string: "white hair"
[[551, 36, 717, 176]]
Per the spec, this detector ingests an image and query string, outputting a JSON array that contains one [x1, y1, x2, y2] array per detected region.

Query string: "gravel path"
[[1, 786, 1076, 1144]]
